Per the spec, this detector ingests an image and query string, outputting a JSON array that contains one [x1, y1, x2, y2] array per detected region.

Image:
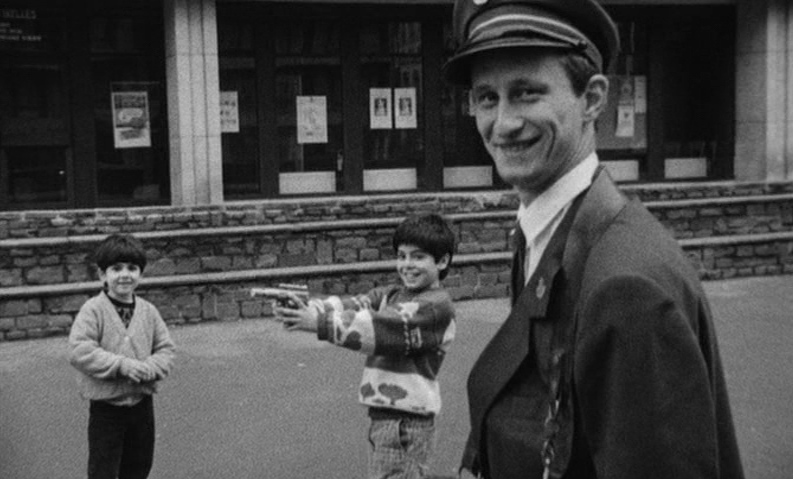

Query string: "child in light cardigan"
[[68, 233, 175, 479]]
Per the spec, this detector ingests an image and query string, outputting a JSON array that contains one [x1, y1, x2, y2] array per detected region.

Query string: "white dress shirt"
[[517, 153, 598, 282]]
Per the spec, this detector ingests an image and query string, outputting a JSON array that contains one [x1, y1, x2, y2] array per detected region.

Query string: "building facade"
[[0, 0, 791, 211]]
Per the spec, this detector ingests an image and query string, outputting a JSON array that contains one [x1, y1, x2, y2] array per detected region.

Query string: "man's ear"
[[583, 74, 609, 122]]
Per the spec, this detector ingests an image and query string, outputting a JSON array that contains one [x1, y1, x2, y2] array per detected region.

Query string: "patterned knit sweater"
[[68, 292, 175, 405], [314, 284, 455, 416]]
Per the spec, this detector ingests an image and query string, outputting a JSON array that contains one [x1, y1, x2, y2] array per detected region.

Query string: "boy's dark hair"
[[94, 233, 147, 272], [392, 214, 456, 280]]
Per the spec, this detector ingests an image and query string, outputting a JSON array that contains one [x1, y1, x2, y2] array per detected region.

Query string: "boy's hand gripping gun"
[[250, 283, 309, 309]]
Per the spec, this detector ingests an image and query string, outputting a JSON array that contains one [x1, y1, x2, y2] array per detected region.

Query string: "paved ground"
[[1, 275, 791, 479]]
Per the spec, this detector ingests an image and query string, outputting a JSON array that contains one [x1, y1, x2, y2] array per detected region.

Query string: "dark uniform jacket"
[[461, 167, 744, 479]]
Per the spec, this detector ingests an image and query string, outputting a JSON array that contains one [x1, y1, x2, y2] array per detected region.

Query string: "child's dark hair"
[[94, 233, 147, 272], [392, 214, 455, 279]]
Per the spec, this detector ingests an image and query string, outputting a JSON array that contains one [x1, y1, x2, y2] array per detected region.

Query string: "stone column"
[[735, 0, 793, 181], [164, 0, 224, 206]]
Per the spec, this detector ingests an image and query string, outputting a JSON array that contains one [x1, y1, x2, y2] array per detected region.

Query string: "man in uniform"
[[443, 0, 745, 477]]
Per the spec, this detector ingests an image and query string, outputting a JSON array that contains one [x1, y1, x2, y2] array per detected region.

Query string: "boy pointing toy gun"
[[252, 214, 456, 479]]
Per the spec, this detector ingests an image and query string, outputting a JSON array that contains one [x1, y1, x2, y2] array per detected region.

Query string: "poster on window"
[[616, 104, 635, 138], [220, 91, 240, 133], [394, 88, 417, 129], [370, 88, 392, 130], [112, 91, 151, 149], [634, 76, 647, 114], [296, 96, 328, 144]]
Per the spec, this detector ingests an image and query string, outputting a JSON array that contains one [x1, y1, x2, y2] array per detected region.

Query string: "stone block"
[[279, 254, 315, 267], [13, 257, 38, 267], [201, 256, 232, 271], [255, 254, 278, 268], [49, 314, 74, 329], [449, 285, 475, 301], [46, 294, 89, 313], [147, 258, 176, 276], [476, 284, 508, 298], [67, 265, 92, 282], [5, 330, 26, 340], [0, 300, 27, 317], [175, 258, 201, 274], [0, 317, 16, 331], [335, 248, 357, 263], [216, 301, 240, 320], [26, 266, 64, 285], [317, 240, 334, 264], [241, 301, 263, 318], [17, 315, 48, 330], [27, 299, 42, 314], [0, 268, 23, 286], [359, 248, 379, 261], [478, 273, 498, 286]]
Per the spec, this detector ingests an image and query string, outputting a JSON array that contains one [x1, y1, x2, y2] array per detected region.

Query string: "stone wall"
[[3, 181, 793, 341]]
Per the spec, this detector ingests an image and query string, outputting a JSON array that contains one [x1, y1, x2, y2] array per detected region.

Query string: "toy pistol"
[[250, 283, 309, 309]]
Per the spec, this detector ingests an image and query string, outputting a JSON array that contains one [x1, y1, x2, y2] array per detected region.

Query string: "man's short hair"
[[94, 233, 147, 272], [560, 51, 600, 97], [392, 214, 456, 280]]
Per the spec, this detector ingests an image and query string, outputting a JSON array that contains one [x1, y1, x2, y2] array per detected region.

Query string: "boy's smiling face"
[[99, 262, 142, 302], [396, 244, 449, 292]]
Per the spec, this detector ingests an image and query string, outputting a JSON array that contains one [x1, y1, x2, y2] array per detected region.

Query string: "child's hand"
[[119, 358, 156, 383], [275, 293, 319, 332]]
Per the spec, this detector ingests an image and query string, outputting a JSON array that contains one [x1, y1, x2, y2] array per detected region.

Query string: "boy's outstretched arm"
[[316, 288, 455, 356]]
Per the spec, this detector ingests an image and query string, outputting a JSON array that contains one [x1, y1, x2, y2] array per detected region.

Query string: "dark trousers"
[[88, 395, 155, 479]]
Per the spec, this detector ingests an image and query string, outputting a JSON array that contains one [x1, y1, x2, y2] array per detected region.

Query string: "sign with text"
[[394, 88, 417, 129], [112, 91, 151, 149], [0, 9, 43, 45], [369, 88, 392, 130], [296, 96, 328, 144], [220, 91, 240, 133]]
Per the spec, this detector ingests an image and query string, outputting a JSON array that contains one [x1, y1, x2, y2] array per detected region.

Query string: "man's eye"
[[470, 91, 497, 111], [516, 89, 541, 102]]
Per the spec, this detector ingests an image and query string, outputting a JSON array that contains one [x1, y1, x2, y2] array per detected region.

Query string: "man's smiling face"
[[469, 48, 590, 196]]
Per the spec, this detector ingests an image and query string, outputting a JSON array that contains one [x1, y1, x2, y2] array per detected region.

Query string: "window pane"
[[275, 66, 343, 173], [6, 147, 67, 203], [90, 16, 160, 54], [220, 57, 259, 196], [439, 19, 494, 188], [361, 21, 423, 187], [90, 13, 168, 203], [275, 19, 339, 56], [275, 17, 342, 194], [0, 60, 67, 132], [661, 10, 731, 178], [0, 54, 70, 205]]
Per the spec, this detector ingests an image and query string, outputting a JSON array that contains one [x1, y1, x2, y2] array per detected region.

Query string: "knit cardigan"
[[315, 284, 455, 416], [68, 292, 175, 404]]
